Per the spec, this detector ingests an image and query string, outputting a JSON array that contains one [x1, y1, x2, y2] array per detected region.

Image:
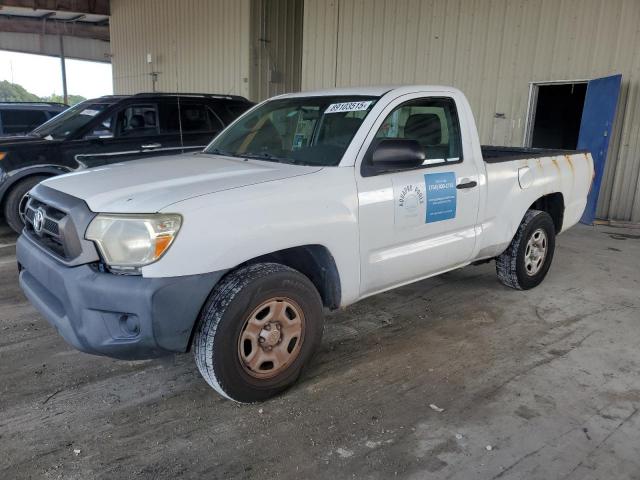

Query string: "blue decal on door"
[[425, 172, 457, 223]]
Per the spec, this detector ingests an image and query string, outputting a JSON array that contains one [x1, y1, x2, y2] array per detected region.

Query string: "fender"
[[493, 191, 565, 258], [0, 165, 72, 204]]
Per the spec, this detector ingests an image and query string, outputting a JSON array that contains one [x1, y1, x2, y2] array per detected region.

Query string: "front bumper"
[[17, 234, 225, 360]]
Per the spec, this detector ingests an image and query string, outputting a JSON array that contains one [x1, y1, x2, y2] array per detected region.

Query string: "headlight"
[[86, 214, 182, 272]]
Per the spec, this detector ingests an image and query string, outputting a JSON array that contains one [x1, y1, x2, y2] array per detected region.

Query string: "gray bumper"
[[17, 234, 225, 360]]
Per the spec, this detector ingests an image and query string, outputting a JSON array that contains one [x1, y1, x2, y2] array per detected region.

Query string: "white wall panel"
[[303, 0, 640, 222], [110, 0, 250, 98], [301, 0, 338, 90], [251, 0, 303, 100]]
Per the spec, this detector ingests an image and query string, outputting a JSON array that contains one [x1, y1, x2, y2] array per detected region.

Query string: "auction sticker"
[[424, 172, 457, 223], [325, 101, 372, 114]]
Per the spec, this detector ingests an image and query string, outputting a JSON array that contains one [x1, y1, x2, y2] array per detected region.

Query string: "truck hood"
[[41, 152, 323, 213]]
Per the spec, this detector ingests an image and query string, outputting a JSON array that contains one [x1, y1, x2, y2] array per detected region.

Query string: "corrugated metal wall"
[[302, 0, 640, 222], [110, 0, 250, 98], [250, 0, 303, 100]]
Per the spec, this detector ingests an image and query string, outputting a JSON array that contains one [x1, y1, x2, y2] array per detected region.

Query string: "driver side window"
[[374, 97, 463, 165], [85, 115, 114, 139], [84, 104, 160, 139], [116, 104, 159, 138]]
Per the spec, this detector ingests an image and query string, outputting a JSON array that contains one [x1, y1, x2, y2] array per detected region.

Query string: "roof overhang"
[[0, 1, 109, 43]]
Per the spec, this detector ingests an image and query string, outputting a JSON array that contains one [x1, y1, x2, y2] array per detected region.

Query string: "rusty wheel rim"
[[237, 297, 305, 379]]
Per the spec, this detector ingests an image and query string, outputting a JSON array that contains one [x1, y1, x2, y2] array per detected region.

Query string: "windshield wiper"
[[206, 147, 235, 157], [242, 152, 299, 164]]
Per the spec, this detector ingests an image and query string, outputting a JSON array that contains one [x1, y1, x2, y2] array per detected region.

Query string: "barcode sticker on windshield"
[[325, 101, 372, 114]]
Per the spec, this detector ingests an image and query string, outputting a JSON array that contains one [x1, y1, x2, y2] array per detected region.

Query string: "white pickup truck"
[[17, 86, 593, 402]]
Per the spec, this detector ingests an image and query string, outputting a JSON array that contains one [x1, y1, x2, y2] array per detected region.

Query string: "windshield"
[[204, 96, 378, 166], [31, 102, 111, 140]]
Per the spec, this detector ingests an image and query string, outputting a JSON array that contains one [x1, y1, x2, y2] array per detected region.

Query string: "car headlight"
[[86, 213, 182, 272]]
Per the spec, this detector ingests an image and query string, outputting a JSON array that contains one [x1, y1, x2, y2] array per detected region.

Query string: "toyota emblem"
[[33, 208, 46, 235]]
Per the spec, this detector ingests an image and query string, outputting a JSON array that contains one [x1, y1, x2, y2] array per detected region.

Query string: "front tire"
[[496, 209, 556, 290], [193, 263, 324, 402], [3, 175, 48, 233]]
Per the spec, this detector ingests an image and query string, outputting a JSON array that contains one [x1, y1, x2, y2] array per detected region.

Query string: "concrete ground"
[[1, 221, 639, 480]]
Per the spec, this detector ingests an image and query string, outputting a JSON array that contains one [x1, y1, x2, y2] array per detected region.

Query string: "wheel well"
[[530, 192, 564, 233], [245, 245, 342, 310], [185, 245, 342, 353], [0, 172, 53, 211]]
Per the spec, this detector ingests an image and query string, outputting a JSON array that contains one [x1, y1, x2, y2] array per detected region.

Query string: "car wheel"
[[3, 175, 49, 233], [193, 262, 324, 402], [496, 209, 556, 290]]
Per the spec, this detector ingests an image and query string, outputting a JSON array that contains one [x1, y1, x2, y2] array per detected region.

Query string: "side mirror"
[[367, 138, 426, 173]]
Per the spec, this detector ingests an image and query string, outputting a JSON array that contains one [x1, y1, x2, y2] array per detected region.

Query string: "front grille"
[[23, 197, 71, 259], [45, 219, 60, 235], [24, 204, 61, 236], [20, 184, 100, 267]]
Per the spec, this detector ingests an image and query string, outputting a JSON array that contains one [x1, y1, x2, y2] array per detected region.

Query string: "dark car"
[[0, 102, 68, 137], [0, 92, 253, 232]]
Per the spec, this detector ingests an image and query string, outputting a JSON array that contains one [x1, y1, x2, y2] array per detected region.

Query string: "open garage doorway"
[[524, 75, 622, 224], [525, 81, 588, 149]]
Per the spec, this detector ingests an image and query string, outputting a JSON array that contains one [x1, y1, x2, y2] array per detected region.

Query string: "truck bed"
[[481, 145, 590, 163], [476, 145, 593, 263]]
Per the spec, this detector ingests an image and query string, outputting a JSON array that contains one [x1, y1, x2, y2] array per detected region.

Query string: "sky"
[[0, 50, 113, 98]]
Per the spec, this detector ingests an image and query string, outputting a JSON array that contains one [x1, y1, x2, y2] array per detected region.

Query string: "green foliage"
[[41, 93, 86, 106], [0, 80, 40, 102], [0, 81, 86, 105]]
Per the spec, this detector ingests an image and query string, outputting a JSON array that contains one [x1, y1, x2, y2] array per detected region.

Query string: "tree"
[[0, 80, 40, 102], [41, 93, 86, 106], [0, 81, 87, 105]]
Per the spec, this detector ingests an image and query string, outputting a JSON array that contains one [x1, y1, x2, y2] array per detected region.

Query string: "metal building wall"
[[110, 0, 250, 98], [250, 0, 303, 100], [302, 0, 640, 222]]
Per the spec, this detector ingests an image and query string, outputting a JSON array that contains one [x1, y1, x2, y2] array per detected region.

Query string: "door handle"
[[457, 179, 477, 189], [141, 143, 162, 149]]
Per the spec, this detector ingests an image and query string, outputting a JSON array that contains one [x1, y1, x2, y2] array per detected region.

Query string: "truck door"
[[356, 93, 480, 296]]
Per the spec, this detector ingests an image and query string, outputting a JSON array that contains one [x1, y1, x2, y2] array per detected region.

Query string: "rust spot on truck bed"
[[565, 154, 574, 174], [535, 158, 543, 171]]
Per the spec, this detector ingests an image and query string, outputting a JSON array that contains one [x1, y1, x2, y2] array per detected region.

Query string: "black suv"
[[0, 102, 67, 137], [0, 93, 253, 232]]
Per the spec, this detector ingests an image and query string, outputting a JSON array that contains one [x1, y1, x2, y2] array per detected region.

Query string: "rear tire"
[[3, 175, 48, 233], [496, 209, 556, 290], [193, 262, 324, 403]]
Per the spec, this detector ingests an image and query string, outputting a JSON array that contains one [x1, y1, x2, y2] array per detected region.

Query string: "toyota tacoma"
[[16, 86, 593, 402]]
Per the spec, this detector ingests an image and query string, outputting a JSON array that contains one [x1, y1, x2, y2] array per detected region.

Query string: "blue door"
[[578, 74, 622, 224]]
